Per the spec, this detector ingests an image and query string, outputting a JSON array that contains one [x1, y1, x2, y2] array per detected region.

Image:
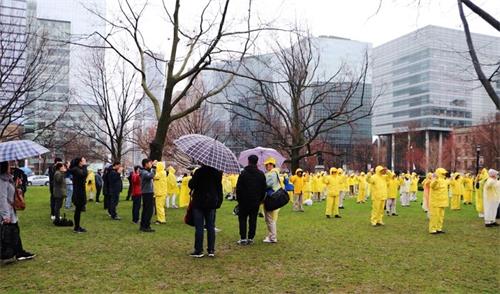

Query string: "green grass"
[[2, 187, 499, 293]]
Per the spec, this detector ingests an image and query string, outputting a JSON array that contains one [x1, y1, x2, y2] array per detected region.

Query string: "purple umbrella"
[[238, 147, 286, 172]]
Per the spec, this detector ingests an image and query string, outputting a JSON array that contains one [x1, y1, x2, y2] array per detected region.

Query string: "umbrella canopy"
[[238, 146, 286, 172], [174, 134, 240, 174], [0, 140, 50, 162], [20, 166, 33, 176]]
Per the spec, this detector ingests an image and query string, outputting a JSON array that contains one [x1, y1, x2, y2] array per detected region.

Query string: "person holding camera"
[[140, 159, 156, 232]]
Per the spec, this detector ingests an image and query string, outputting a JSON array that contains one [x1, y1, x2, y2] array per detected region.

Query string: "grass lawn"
[[1, 187, 499, 293]]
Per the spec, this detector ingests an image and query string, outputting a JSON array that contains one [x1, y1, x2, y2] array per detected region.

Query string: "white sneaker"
[[50, 215, 55, 221], [263, 237, 277, 243], [215, 227, 222, 233]]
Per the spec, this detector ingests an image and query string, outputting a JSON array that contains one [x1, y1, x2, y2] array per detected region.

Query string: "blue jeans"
[[65, 185, 73, 209], [193, 208, 216, 253]]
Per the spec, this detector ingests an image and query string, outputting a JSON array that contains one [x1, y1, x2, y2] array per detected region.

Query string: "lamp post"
[[475, 144, 481, 175], [410, 145, 414, 172]]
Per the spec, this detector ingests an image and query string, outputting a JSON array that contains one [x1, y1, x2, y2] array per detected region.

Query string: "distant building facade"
[[372, 25, 500, 172]]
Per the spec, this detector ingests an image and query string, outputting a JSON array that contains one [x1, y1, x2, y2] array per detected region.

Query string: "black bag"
[[53, 214, 73, 227], [184, 199, 195, 227], [0, 223, 19, 260], [264, 188, 290, 211]]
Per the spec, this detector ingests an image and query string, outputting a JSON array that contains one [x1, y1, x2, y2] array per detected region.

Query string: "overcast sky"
[[107, 0, 499, 49]]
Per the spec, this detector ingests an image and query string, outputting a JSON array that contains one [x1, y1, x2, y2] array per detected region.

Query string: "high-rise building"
[[0, 0, 28, 133], [372, 25, 500, 172]]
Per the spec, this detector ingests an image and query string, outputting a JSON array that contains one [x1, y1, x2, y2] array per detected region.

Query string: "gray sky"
[[107, 0, 499, 50]]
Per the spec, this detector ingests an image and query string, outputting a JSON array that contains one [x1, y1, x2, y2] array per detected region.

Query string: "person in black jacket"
[[48, 157, 63, 220], [95, 169, 103, 203], [235, 155, 266, 245], [107, 162, 123, 220], [188, 164, 223, 258], [102, 165, 112, 210], [69, 157, 88, 233]]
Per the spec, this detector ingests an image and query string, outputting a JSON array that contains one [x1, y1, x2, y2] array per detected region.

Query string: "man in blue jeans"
[[188, 164, 223, 258]]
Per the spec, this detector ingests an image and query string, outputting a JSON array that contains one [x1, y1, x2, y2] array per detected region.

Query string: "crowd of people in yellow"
[[151, 163, 499, 235]]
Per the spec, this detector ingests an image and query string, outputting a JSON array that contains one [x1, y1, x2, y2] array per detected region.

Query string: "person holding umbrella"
[[0, 161, 36, 264], [174, 134, 240, 257]]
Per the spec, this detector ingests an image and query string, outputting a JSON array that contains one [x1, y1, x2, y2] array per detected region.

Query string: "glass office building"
[[372, 25, 500, 171]]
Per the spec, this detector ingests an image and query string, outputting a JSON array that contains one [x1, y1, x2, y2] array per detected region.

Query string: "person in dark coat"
[[69, 157, 88, 233], [139, 159, 156, 232], [188, 164, 223, 258], [102, 165, 112, 210], [107, 162, 123, 220], [48, 157, 63, 220], [235, 155, 267, 245], [52, 163, 67, 223], [95, 169, 103, 203], [126, 171, 132, 201]]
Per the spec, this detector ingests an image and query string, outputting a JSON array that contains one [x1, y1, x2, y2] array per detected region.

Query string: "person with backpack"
[[0, 161, 36, 264], [235, 155, 266, 245], [188, 164, 223, 258]]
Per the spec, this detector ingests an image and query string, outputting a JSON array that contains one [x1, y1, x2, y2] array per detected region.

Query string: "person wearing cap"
[[483, 169, 499, 227], [366, 166, 388, 226], [429, 168, 449, 234], [263, 157, 281, 243], [323, 167, 342, 218], [290, 168, 306, 212]]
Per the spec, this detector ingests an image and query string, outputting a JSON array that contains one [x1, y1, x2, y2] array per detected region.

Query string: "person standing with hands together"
[[69, 157, 88, 233]]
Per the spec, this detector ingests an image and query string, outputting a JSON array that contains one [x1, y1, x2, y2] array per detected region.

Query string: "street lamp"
[[475, 144, 481, 175]]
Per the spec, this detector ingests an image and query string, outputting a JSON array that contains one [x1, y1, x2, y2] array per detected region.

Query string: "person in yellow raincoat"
[[230, 174, 239, 200], [356, 172, 367, 203], [153, 162, 168, 224], [303, 172, 313, 201], [449, 173, 463, 210], [86, 169, 96, 202], [338, 168, 348, 209], [429, 168, 449, 234], [179, 173, 192, 208], [348, 174, 356, 197], [483, 169, 499, 227], [422, 173, 433, 214], [290, 168, 306, 212], [323, 167, 342, 218], [222, 174, 233, 199], [475, 168, 488, 218], [386, 172, 399, 216], [311, 173, 320, 201], [367, 166, 389, 226], [166, 166, 179, 208], [409, 172, 419, 202], [263, 157, 281, 243], [462, 173, 473, 205]]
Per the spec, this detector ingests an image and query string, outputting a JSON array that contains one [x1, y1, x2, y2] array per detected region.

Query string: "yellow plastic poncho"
[[179, 175, 192, 208], [167, 166, 179, 195], [153, 162, 168, 196]]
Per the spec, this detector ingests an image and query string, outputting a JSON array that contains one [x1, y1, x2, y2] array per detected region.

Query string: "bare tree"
[[77, 51, 142, 162], [0, 15, 67, 140], [80, 0, 269, 160], [217, 32, 372, 171]]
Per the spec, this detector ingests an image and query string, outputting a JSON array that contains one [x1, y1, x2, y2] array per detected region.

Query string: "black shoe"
[[140, 227, 155, 233], [485, 223, 497, 227], [430, 231, 439, 234], [16, 251, 36, 261], [258, 212, 264, 218], [207, 251, 215, 257], [246, 239, 254, 245], [326, 215, 331, 219], [73, 227, 87, 233], [334, 215, 341, 218], [132, 221, 139, 224], [437, 230, 445, 234], [1, 257, 16, 265], [237, 239, 248, 245], [190, 251, 204, 258], [339, 206, 344, 209], [392, 213, 398, 216], [88, 199, 93, 202]]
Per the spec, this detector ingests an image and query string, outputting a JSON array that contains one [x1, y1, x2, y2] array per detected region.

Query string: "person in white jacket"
[[399, 174, 411, 207], [483, 169, 500, 227]]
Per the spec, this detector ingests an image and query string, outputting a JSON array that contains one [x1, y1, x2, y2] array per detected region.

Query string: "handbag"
[[184, 198, 195, 227], [263, 172, 290, 211], [13, 178, 25, 211]]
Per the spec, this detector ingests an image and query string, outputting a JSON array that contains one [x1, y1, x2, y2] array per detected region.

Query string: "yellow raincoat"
[[357, 173, 367, 203], [429, 168, 449, 233], [449, 174, 463, 210], [154, 162, 168, 223], [86, 170, 96, 201], [323, 168, 342, 217], [462, 174, 473, 204], [367, 166, 389, 225], [475, 168, 488, 215], [179, 175, 191, 208]]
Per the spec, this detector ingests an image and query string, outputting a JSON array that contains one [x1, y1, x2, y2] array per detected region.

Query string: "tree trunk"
[[290, 148, 301, 173]]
